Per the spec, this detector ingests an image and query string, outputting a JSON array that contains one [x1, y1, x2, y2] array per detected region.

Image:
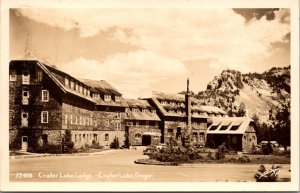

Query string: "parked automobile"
[[259, 141, 279, 148]]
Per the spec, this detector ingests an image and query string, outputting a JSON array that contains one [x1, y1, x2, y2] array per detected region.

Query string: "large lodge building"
[[9, 60, 257, 152]]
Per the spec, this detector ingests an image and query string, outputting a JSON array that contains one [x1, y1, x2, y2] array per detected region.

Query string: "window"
[[220, 126, 228, 130], [65, 114, 68, 124], [79, 85, 83, 94], [94, 119, 97, 126], [105, 119, 109, 127], [93, 93, 100, 99], [65, 77, 69, 88], [70, 115, 73, 124], [116, 112, 121, 119], [142, 109, 147, 113], [83, 116, 85, 125], [22, 70, 30, 84], [42, 134, 48, 145], [83, 88, 86, 95], [22, 87, 29, 105], [86, 117, 89, 125], [132, 108, 138, 113], [87, 90, 90, 97], [136, 121, 139, 126], [10, 70, 16, 81], [75, 116, 78, 125], [135, 133, 141, 139], [161, 101, 167, 105], [70, 81, 74, 90], [90, 117, 93, 126], [104, 95, 111, 102], [42, 90, 49, 102], [126, 122, 133, 126], [152, 110, 156, 114], [199, 133, 205, 142], [21, 112, 29, 127], [74, 134, 77, 143], [105, 134, 109, 141], [75, 83, 79, 92], [37, 70, 43, 82], [116, 122, 121, 130], [41, 111, 48, 123], [115, 96, 121, 102]]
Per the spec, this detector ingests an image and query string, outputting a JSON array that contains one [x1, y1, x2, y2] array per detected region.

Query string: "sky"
[[9, 8, 290, 98]]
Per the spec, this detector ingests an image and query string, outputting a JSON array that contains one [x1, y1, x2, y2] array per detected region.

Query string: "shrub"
[[33, 144, 62, 154], [62, 129, 75, 153], [262, 142, 273, 155], [215, 143, 228, 160], [110, 136, 120, 149]]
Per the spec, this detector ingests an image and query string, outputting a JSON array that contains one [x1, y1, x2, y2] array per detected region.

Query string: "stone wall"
[[71, 130, 125, 149], [242, 130, 257, 152], [128, 125, 161, 146], [163, 120, 207, 145]]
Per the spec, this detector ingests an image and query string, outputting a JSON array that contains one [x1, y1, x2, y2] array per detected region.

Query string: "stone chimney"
[[185, 78, 192, 145]]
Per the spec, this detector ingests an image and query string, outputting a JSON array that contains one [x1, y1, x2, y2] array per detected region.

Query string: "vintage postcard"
[[0, 0, 299, 191]]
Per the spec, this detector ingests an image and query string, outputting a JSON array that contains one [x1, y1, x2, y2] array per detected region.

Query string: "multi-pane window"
[[104, 95, 111, 101], [10, 70, 17, 81], [37, 70, 43, 82], [152, 110, 156, 114], [116, 112, 121, 119], [41, 111, 48, 123], [70, 115, 73, 124], [132, 108, 138, 113], [42, 90, 49, 102], [83, 88, 86, 95], [116, 122, 121, 130], [75, 116, 78, 125]]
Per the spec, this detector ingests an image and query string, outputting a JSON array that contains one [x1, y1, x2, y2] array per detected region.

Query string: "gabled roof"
[[207, 117, 254, 134], [150, 91, 227, 118], [80, 79, 122, 96], [124, 99, 160, 121]]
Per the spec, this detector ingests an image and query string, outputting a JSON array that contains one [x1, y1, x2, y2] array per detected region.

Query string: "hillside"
[[195, 66, 290, 125]]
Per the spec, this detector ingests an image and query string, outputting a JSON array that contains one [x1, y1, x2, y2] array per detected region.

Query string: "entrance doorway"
[[21, 136, 28, 151], [142, 135, 151, 146]]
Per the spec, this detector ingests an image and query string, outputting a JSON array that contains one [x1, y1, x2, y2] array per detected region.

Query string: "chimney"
[[185, 78, 192, 145]]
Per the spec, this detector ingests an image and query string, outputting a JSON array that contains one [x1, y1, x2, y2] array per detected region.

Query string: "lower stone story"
[[71, 130, 125, 149], [9, 128, 128, 150], [127, 126, 161, 146]]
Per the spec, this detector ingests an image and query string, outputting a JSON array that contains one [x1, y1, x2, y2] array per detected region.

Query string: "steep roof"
[[150, 91, 227, 118], [80, 79, 122, 96], [207, 117, 254, 134], [124, 99, 160, 121], [32, 60, 95, 103]]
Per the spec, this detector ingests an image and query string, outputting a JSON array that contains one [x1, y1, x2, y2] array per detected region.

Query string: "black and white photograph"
[[0, 0, 299, 191]]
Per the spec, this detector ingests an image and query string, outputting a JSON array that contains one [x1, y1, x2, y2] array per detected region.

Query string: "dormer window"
[[65, 77, 69, 88], [142, 109, 147, 113], [115, 96, 121, 102], [132, 108, 138, 113], [152, 109, 156, 114], [104, 94, 111, 102], [75, 83, 79, 92], [93, 93, 100, 99], [83, 87, 86, 95], [70, 81, 74, 90], [79, 85, 83, 94], [87, 90, 90, 97], [161, 101, 167, 105]]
